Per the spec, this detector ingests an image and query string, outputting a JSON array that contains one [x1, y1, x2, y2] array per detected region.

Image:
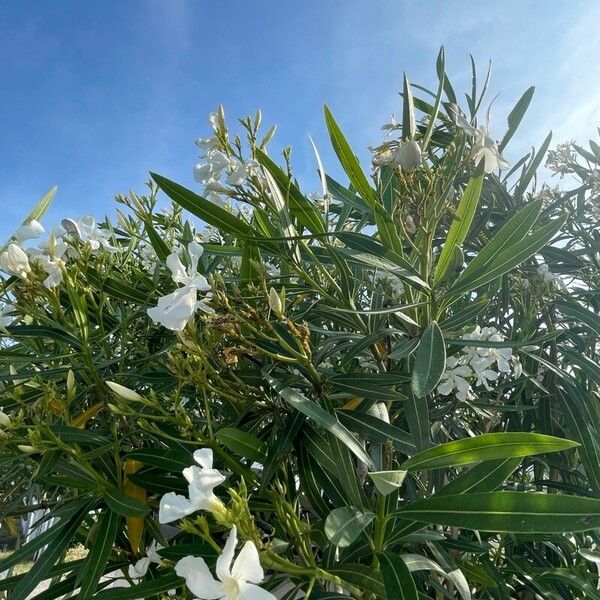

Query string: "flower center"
[[222, 575, 241, 599]]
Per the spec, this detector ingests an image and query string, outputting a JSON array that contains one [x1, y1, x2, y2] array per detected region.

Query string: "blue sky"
[[1, 0, 599, 239]]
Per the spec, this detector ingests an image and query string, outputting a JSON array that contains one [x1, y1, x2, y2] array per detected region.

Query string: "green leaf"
[[338, 247, 428, 291], [401, 432, 578, 471], [324, 105, 378, 208], [92, 572, 184, 600], [325, 506, 376, 548], [514, 131, 552, 198], [337, 409, 415, 455], [255, 149, 326, 234], [216, 427, 267, 461], [268, 378, 373, 468], [435, 164, 484, 283], [5, 324, 83, 351], [411, 321, 446, 398], [449, 196, 565, 295], [369, 470, 408, 495], [402, 73, 416, 140], [329, 564, 385, 597], [240, 241, 262, 287], [85, 268, 152, 305], [143, 219, 171, 261], [126, 448, 191, 472], [437, 458, 522, 496], [8, 504, 90, 600], [556, 300, 600, 336], [499, 86, 535, 151], [151, 172, 257, 238], [453, 215, 567, 295], [396, 491, 600, 532], [105, 488, 150, 517], [378, 552, 419, 600], [76, 509, 120, 597]]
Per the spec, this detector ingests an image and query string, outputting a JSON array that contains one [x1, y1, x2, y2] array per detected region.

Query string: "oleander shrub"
[[0, 49, 599, 599]]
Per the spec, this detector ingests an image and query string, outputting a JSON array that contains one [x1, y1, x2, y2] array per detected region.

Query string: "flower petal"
[[158, 492, 193, 524], [166, 252, 189, 285], [193, 448, 214, 469], [129, 557, 150, 579], [175, 555, 224, 600], [216, 526, 237, 581], [239, 583, 277, 600], [232, 541, 264, 584]]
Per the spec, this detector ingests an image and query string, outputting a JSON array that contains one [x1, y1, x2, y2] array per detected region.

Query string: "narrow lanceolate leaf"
[[450, 198, 542, 290], [255, 149, 326, 234], [105, 488, 150, 517], [438, 458, 522, 496], [454, 214, 567, 295], [556, 300, 600, 336], [499, 86, 535, 152], [8, 504, 90, 600], [402, 73, 416, 140], [324, 105, 379, 207], [396, 492, 600, 533], [378, 552, 419, 600], [337, 409, 416, 455], [411, 321, 446, 398], [240, 241, 262, 287], [514, 131, 553, 198], [92, 572, 184, 600], [77, 509, 120, 598], [435, 164, 484, 283], [268, 378, 373, 467], [150, 172, 257, 238], [325, 506, 376, 547], [215, 427, 267, 461], [400, 432, 578, 471], [143, 219, 171, 261]]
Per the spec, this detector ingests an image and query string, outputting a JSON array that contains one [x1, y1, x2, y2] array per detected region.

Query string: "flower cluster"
[[437, 326, 521, 401], [537, 263, 567, 290], [157, 448, 276, 600], [0, 216, 117, 289], [147, 241, 214, 331], [546, 141, 576, 177], [194, 107, 262, 205]]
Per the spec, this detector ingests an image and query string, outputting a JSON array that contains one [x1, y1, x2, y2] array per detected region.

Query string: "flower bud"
[[268, 287, 283, 316], [0, 244, 31, 279], [106, 381, 144, 402], [394, 140, 422, 171], [0, 410, 10, 427]]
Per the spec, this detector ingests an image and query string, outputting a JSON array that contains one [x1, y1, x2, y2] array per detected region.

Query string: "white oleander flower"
[[13, 219, 44, 244], [147, 242, 213, 331], [175, 525, 276, 600], [537, 264, 567, 289], [0, 303, 16, 330], [381, 114, 400, 133], [394, 140, 422, 171], [471, 356, 500, 391], [371, 140, 422, 171], [128, 541, 164, 579], [454, 109, 510, 173], [0, 244, 31, 279], [159, 448, 226, 524], [486, 346, 513, 373], [437, 356, 473, 402], [62, 216, 118, 253]]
